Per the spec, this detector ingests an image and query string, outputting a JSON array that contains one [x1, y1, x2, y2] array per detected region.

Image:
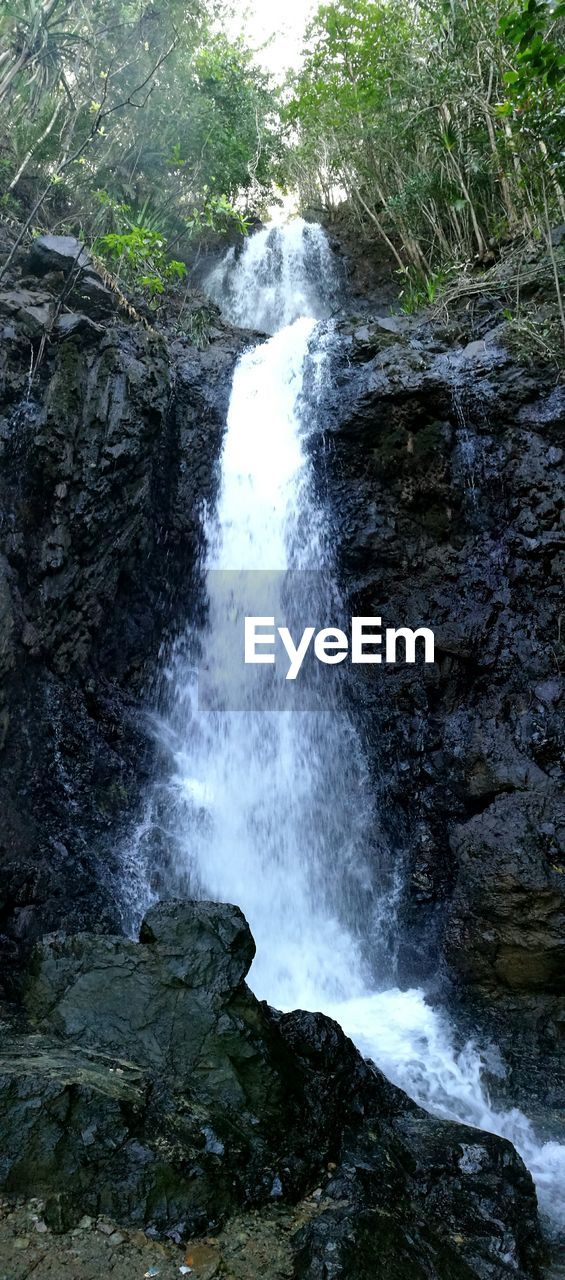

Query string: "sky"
[[226, 1, 319, 77]]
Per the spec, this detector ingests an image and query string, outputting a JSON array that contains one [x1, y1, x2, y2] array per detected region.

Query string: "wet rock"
[[445, 790, 565, 992], [462, 337, 487, 359], [375, 314, 409, 335], [307, 314, 565, 1101], [0, 902, 542, 1276], [68, 272, 117, 319], [0, 559, 14, 680], [0, 286, 246, 983], [0, 287, 52, 315], [27, 235, 91, 278], [0, 287, 52, 335], [139, 899, 256, 991], [25, 901, 262, 1086], [54, 312, 105, 341]]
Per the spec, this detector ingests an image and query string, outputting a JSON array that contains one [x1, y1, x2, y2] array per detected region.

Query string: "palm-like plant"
[[0, 0, 81, 106]]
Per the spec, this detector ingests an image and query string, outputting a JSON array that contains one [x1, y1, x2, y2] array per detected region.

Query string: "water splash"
[[328, 989, 565, 1233], [206, 217, 337, 334], [146, 220, 565, 1236]]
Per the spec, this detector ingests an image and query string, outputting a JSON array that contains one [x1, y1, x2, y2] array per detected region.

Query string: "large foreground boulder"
[[0, 900, 544, 1278]]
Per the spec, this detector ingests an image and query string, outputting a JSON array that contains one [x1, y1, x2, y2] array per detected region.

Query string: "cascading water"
[[146, 218, 565, 1235]]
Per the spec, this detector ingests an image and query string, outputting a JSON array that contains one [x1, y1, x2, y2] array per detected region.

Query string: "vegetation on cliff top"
[[0, 0, 563, 341], [286, 0, 564, 343], [0, 0, 280, 290]]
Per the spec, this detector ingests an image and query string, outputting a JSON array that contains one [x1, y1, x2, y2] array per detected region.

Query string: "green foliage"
[[2, 0, 562, 340], [500, 0, 565, 93], [0, 0, 281, 278], [96, 225, 187, 297], [498, 0, 565, 184], [185, 193, 250, 239], [0, 0, 82, 104], [398, 269, 452, 314], [287, 0, 565, 288]]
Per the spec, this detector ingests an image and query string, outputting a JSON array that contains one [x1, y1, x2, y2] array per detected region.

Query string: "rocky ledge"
[[0, 899, 545, 1280]]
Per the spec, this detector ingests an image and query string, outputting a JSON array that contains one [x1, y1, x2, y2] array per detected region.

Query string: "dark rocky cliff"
[[307, 311, 564, 1116], [0, 236, 246, 987]]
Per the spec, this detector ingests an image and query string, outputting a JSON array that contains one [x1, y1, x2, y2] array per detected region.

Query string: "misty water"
[[143, 219, 564, 1233]]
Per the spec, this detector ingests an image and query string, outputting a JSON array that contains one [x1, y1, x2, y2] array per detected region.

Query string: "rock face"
[[445, 792, 564, 993], [0, 240, 246, 988], [0, 900, 544, 1279], [308, 317, 564, 1103], [26, 233, 92, 277]]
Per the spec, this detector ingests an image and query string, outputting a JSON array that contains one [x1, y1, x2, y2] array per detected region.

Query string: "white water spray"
[[152, 219, 565, 1234]]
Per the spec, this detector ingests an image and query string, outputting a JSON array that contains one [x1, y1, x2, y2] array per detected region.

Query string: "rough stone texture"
[[308, 317, 564, 1108], [0, 901, 544, 1278], [26, 234, 91, 278], [0, 246, 247, 988], [445, 791, 564, 992], [0, 1198, 185, 1280]]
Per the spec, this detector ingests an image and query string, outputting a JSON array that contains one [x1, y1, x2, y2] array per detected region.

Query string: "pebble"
[[109, 1231, 124, 1245], [129, 1229, 150, 1247], [78, 1215, 93, 1229], [34, 1221, 48, 1233], [13, 1238, 30, 1250], [184, 1242, 221, 1278]]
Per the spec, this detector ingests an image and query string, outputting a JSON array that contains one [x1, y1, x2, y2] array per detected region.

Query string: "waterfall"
[[146, 218, 565, 1235]]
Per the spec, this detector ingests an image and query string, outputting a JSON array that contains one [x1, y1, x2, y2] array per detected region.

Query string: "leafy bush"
[[96, 226, 187, 298]]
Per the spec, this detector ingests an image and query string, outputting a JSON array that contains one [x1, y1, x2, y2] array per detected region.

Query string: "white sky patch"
[[225, 1, 319, 78]]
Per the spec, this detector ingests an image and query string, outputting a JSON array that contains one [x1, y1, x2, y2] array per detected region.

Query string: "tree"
[[286, 0, 565, 284], [0, 0, 282, 285]]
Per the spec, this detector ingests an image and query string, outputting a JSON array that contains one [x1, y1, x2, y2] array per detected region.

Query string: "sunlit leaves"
[[96, 224, 187, 296], [0, 0, 282, 263], [287, 0, 565, 274]]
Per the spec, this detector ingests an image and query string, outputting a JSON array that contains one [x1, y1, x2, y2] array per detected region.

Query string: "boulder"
[[27, 235, 91, 278], [0, 1031, 147, 1219], [0, 900, 540, 1276], [54, 312, 105, 342], [139, 897, 256, 990], [0, 287, 52, 335], [25, 901, 265, 1092], [68, 272, 117, 319], [294, 1116, 542, 1280]]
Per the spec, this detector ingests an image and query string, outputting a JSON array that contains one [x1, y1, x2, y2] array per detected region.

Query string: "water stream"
[[145, 220, 565, 1234]]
